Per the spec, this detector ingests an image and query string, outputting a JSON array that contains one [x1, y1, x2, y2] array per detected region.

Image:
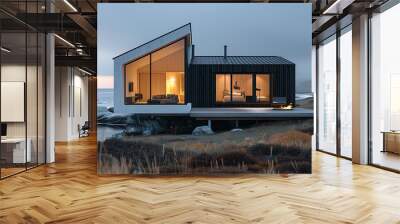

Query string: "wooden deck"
[[190, 107, 313, 119]]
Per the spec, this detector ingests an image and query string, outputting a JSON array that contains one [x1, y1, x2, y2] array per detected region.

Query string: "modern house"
[[113, 24, 295, 114]]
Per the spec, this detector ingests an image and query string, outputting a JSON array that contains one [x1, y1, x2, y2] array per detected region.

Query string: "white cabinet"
[[1, 138, 32, 163]]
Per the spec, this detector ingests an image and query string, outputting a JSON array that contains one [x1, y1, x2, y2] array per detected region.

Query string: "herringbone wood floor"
[[1, 135, 400, 224]]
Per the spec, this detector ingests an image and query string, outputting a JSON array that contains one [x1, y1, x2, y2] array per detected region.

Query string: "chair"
[[78, 121, 90, 138], [134, 93, 143, 102]]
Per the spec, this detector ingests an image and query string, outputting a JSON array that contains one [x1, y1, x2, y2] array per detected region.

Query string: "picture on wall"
[[97, 3, 313, 175]]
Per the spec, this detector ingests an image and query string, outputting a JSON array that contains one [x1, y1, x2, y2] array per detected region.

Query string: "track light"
[[1, 47, 11, 53], [63, 0, 78, 12], [78, 67, 93, 76], [322, 0, 354, 15], [54, 34, 75, 48], [323, 0, 340, 14]]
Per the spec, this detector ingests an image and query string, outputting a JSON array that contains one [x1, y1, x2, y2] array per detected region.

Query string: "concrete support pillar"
[[46, 33, 55, 163], [45, 1, 55, 163], [208, 120, 212, 129], [352, 14, 369, 164], [235, 120, 239, 128]]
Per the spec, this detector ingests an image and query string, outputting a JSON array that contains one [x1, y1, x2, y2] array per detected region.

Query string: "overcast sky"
[[98, 3, 311, 92]]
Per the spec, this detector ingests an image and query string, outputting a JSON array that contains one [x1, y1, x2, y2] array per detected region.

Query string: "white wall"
[[1, 65, 26, 130], [55, 67, 89, 141], [55, 67, 69, 141], [1, 64, 26, 141], [1, 64, 40, 138], [72, 73, 89, 138]]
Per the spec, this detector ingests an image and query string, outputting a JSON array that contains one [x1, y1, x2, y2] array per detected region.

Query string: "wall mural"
[[97, 4, 313, 175]]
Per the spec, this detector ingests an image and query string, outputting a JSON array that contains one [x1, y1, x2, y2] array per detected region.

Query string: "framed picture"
[[128, 82, 134, 92]]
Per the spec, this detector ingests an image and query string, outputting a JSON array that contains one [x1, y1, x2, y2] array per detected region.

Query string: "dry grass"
[[265, 130, 311, 150], [98, 119, 313, 175]]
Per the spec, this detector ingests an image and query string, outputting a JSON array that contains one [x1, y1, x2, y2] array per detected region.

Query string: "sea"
[[97, 88, 122, 141], [97, 88, 114, 109]]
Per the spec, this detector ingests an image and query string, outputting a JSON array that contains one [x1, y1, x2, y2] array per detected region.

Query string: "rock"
[[111, 132, 125, 139], [107, 107, 114, 113], [97, 113, 127, 124], [124, 125, 142, 136], [230, 128, 243, 132], [97, 111, 172, 136], [192, 126, 214, 136], [97, 105, 108, 113], [142, 127, 153, 136], [97, 111, 113, 122], [97, 105, 113, 121], [142, 120, 165, 134], [125, 114, 140, 125]]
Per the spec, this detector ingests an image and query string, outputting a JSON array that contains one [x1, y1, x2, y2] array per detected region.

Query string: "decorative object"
[[382, 131, 400, 154], [128, 82, 134, 92]]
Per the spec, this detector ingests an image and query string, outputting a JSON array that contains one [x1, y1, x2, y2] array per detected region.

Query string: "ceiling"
[[0, 0, 389, 75]]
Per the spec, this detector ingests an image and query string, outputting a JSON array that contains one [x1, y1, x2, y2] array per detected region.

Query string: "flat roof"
[[191, 56, 294, 65]]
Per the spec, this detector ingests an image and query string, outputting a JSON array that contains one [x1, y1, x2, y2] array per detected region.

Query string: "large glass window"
[[339, 26, 352, 158], [151, 39, 185, 104], [0, 3, 46, 179], [1, 31, 27, 177], [231, 74, 252, 103], [27, 30, 40, 169], [216, 74, 231, 103], [317, 28, 353, 159], [125, 55, 150, 104], [124, 39, 185, 105], [256, 74, 270, 103], [317, 35, 337, 154], [216, 74, 270, 104], [370, 4, 400, 171]]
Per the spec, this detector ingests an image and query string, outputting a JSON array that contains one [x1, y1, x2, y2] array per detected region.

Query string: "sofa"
[[149, 94, 179, 104]]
